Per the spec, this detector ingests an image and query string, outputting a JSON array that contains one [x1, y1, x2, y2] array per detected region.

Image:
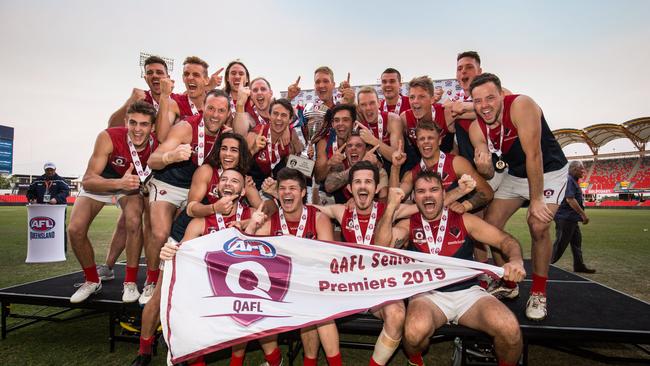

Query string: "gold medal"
[[495, 159, 507, 171]]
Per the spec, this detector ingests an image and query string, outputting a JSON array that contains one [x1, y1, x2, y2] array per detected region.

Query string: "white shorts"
[[148, 178, 189, 208], [412, 285, 491, 324], [487, 170, 505, 191], [77, 188, 123, 205], [493, 164, 568, 204]]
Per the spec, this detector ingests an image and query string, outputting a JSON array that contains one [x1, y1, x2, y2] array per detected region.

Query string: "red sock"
[[124, 266, 139, 283], [531, 274, 548, 294], [264, 347, 282, 366], [498, 361, 516, 366], [408, 353, 424, 366], [326, 353, 342, 366], [188, 356, 205, 366], [504, 280, 517, 289], [230, 352, 244, 366], [303, 356, 318, 366], [146, 269, 160, 284], [139, 335, 154, 355], [83, 265, 99, 283], [369, 356, 382, 366]]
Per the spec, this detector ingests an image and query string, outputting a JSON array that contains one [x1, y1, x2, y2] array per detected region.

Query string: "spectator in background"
[[27, 162, 70, 204], [551, 161, 596, 273]]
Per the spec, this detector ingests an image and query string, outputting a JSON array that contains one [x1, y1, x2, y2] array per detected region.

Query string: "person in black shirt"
[[27, 162, 70, 204], [551, 161, 595, 273]]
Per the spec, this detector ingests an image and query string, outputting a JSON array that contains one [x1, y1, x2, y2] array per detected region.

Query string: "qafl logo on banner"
[[204, 237, 291, 326]]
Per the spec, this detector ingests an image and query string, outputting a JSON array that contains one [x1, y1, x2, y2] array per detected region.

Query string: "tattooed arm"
[[324, 164, 350, 193]]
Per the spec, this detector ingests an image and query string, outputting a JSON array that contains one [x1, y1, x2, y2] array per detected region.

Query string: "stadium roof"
[[552, 117, 650, 154]]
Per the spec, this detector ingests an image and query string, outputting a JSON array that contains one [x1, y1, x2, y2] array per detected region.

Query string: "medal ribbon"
[[127, 134, 154, 182], [279, 206, 308, 238], [215, 202, 243, 231], [266, 125, 281, 170], [419, 151, 446, 177], [485, 122, 505, 160], [352, 202, 378, 245], [421, 207, 449, 255], [382, 96, 402, 115]]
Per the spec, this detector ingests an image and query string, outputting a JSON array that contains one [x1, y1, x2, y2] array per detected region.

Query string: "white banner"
[[161, 228, 503, 364], [26, 204, 66, 263]]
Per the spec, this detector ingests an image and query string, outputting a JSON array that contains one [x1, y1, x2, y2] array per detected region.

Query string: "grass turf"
[[0, 206, 648, 365]]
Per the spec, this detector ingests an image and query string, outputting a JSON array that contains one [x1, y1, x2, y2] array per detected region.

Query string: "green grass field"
[[0, 206, 648, 365]]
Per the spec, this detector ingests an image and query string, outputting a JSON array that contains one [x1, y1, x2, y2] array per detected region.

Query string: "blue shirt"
[[555, 175, 584, 222]]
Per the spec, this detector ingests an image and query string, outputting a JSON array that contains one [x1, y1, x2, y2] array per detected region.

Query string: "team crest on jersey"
[[259, 151, 266, 160], [408, 128, 417, 141], [414, 229, 425, 241], [544, 189, 554, 197], [209, 184, 218, 198], [207, 226, 219, 234], [112, 156, 127, 167], [346, 219, 355, 230], [449, 226, 461, 238]]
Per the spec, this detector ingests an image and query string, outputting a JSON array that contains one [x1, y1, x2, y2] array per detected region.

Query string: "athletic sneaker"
[[487, 280, 519, 299], [139, 283, 156, 306], [259, 359, 283, 366], [525, 293, 547, 321], [123, 282, 140, 303], [130, 354, 152, 366], [407, 360, 425, 366], [70, 281, 102, 303], [96, 264, 115, 281]]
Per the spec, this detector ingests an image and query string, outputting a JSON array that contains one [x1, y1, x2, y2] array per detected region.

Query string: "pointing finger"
[[346, 72, 350, 83], [368, 144, 380, 154], [295, 76, 301, 85], [215, 67, 224, 76]]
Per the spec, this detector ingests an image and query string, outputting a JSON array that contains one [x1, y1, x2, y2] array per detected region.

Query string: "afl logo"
[[346, 219, 354, 230], [223, 237, 276, 258], [30, 217, 55, 232], [113, 156, 126, 167], [544, 189, 555, 197]]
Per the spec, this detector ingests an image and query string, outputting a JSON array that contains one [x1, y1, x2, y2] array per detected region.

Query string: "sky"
[[1, 0, 649, 176]]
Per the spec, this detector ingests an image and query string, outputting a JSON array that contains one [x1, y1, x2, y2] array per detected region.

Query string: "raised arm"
[[108, 88, 145, 127]]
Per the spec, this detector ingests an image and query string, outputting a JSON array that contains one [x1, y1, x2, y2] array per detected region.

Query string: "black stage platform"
[[1, 261, 649, 365]]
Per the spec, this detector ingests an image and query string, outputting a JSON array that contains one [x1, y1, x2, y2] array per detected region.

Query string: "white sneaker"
[[138, 283, 156, 305], [487, 280, 520, 300], [525, 293, 547, 321], [96, 264, 115, 281], [70, 281, 102, 303], [122, 282, 140, 303]]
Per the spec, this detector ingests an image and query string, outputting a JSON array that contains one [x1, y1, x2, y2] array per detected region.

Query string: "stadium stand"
[[553, 117, 649, 203]]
